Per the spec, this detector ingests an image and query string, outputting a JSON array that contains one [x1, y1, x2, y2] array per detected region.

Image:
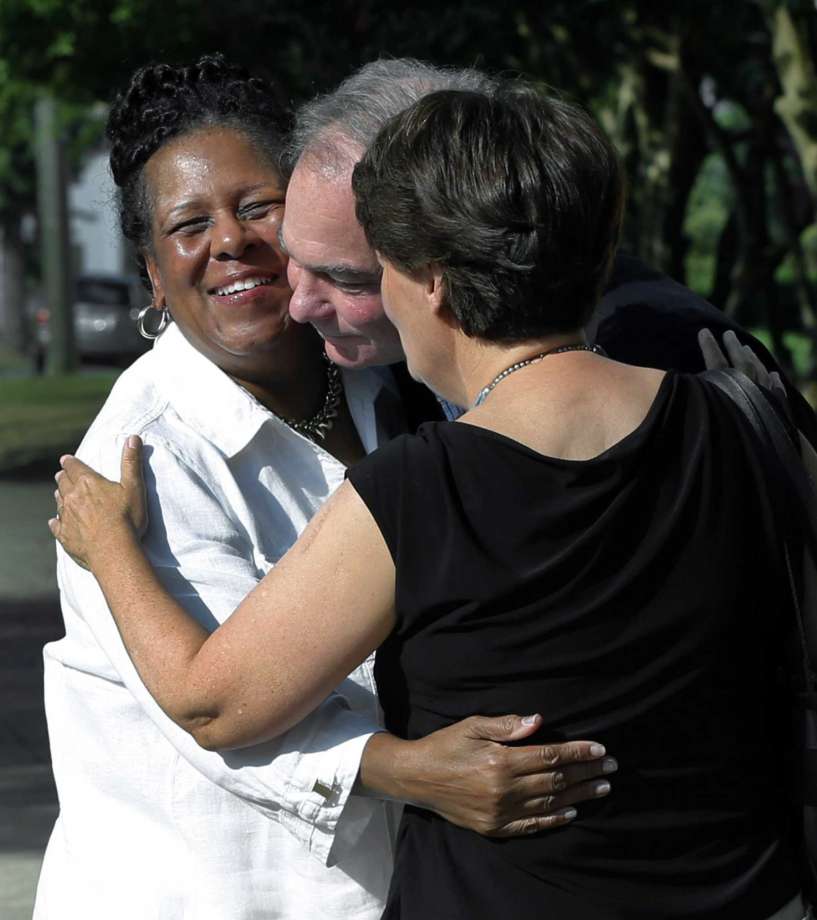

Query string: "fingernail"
[[602, 757, 618, 774], [559, 807, 577, 820], [521, 714, 540, 726], [594, 781, 611, 796], [127, 435, 139, 448], [589, 743, 606, 757]]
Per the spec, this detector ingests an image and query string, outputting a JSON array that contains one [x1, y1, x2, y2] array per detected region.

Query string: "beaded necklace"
[[472, 343, 602, 408]]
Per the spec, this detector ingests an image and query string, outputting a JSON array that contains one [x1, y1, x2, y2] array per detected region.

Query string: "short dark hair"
[[106, 53, 289, 287], [352, 85, 625, 342]]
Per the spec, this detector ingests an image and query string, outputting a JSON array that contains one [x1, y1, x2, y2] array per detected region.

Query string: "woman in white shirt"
[[36, 55, 610, 920]]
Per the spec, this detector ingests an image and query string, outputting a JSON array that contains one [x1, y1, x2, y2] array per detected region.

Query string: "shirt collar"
[[152, 323, 395, 458]]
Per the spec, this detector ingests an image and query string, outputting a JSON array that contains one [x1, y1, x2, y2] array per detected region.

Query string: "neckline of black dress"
[[449, 370, 674, 467]]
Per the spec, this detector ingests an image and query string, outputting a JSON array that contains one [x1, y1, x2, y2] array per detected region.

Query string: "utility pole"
[[34, 94, 76, 374]]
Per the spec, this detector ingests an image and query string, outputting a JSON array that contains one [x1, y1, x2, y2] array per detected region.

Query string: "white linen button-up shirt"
[[35, 323, 404, 919]]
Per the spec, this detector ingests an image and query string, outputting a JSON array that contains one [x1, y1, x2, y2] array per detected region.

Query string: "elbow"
[[184, 710, 265, 753], [186, 714, 227, 752], [184, 706, 294, 753]]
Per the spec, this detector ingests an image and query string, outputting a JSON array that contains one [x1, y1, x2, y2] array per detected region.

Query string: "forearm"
[[355, 732, 425, 805], [90, 525, 215, 734]]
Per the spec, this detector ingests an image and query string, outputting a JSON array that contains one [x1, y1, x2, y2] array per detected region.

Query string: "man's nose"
[[287, 263, 335, 324]]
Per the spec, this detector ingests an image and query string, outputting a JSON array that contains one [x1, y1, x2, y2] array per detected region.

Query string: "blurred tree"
[[0, 67, 37, 353], [0, 0, 816, 382]]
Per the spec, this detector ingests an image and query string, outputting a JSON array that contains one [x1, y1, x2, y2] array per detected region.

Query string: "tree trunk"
[[664, 42, 709, 284], [0, 222, 27, 354], [768, 4, 817, 205], [711, 211, 738, 308]]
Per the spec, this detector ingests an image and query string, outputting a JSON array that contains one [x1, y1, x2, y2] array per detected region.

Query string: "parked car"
[[32, 273, 150, 370]]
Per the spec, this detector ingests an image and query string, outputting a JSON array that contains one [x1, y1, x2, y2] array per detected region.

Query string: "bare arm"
[[53, 441, 395, 751], [52, 438, 616, 832]]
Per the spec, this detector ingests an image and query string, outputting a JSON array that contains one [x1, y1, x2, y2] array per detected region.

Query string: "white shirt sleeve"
[[58, 430, 383, 865]]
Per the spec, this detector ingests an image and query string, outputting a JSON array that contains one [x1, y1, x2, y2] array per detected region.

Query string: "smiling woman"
[[33, 53, 391, 919], [140, 127, 298, 400]]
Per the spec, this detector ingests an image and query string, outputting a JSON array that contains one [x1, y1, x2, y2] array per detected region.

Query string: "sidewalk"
[[1, 468, 63, 919]]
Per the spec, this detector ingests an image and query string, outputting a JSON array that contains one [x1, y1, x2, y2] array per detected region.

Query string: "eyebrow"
[[278, 225, 381, 284]]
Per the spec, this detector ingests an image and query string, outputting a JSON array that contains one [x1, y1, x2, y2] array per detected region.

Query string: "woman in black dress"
[[51, 83, 802, 918]]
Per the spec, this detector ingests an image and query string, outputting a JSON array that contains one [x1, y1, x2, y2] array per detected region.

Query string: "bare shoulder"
[[460, 359, 668, 462]]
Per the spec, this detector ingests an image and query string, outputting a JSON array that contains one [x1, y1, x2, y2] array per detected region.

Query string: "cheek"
[[158, 239, 207, 291], [341, 294, 385, 329]]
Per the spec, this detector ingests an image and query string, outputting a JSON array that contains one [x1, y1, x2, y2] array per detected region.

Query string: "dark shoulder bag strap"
[[703, 368, 817, 896]]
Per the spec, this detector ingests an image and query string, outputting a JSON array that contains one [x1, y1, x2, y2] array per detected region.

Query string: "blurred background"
[[1, 0, 816, 914]]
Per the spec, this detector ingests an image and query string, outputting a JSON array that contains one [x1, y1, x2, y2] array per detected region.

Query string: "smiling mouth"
[[210, 276, 277, 296]]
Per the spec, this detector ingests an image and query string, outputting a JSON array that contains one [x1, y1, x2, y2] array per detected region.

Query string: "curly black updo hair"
[[107, 53, 290, 288]]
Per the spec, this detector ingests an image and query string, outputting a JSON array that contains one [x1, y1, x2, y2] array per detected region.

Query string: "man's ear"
[[143, 252, 166, 309]]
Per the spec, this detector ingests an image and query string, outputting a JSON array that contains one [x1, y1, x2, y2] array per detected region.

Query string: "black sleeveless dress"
[[347, 372, 799, 919]]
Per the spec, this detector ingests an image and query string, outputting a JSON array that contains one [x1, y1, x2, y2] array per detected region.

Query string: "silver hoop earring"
[[137, 305, 170, 340]]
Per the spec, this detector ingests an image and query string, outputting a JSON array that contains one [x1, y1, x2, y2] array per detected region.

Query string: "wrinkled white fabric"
[[35, 323, 402, 919]]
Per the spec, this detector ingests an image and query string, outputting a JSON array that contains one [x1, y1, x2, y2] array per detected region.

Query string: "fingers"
[[698, 328, 728, 371], [721, 330, 748, 373], [769, 371, 785, 397], [525, 772, 614, 810], [537, 740, 607, 768], [491, 807, 578, 838], [513, 755, 618, 797], [57, 454, 94, 484], [47, 513, 91, 570], [120, 435, 144, 490], [498, 738, 607, 778], [723, 330, 770, 384], [466, 713, 543, 743], [701, 328, 782, 391], [488, 770, 616, 839]]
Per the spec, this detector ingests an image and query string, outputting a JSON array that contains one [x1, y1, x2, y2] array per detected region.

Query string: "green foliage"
[[684, 153, 733, 295], [0, 371, 117, 472], [0, 0, 816, 381]]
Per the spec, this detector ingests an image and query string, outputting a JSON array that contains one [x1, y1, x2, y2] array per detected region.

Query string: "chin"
[[323, 337, 383, 370]]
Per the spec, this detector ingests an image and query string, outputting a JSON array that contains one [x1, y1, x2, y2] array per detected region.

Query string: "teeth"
[[214, 277, 274, 296]]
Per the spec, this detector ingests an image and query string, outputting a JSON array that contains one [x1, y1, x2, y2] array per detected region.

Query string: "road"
[[0, 465, 62, 919]]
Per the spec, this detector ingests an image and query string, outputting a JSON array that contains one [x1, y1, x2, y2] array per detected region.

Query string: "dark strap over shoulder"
[[704, 369, 817, 893], [705, 369, 817, 816], [704, 370, 817, 674]]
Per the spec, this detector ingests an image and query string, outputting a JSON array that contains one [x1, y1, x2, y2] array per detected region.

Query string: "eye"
[[240, 200, 284, 221], [333, 280, 380, 296], [170, 216, 209, 235]]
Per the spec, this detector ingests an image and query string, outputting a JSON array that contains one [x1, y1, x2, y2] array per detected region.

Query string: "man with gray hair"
[[280, 58, 817, 440], [281, 59, 493, 372]]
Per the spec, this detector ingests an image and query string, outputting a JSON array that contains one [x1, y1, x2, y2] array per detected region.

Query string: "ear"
[[143, 251, 166, 309], [425, 263, 447, 316]]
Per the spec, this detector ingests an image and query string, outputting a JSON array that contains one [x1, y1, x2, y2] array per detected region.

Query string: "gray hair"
[[285, 58, 498, 174]]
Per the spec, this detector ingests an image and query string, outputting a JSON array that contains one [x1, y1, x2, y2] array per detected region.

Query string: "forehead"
[[281, 162, 378, 273], [144, 127, 283, 210]]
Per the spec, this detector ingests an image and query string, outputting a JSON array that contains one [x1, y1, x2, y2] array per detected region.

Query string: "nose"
[[287, 262, 335, 325], [213, 213, 255, 261]]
